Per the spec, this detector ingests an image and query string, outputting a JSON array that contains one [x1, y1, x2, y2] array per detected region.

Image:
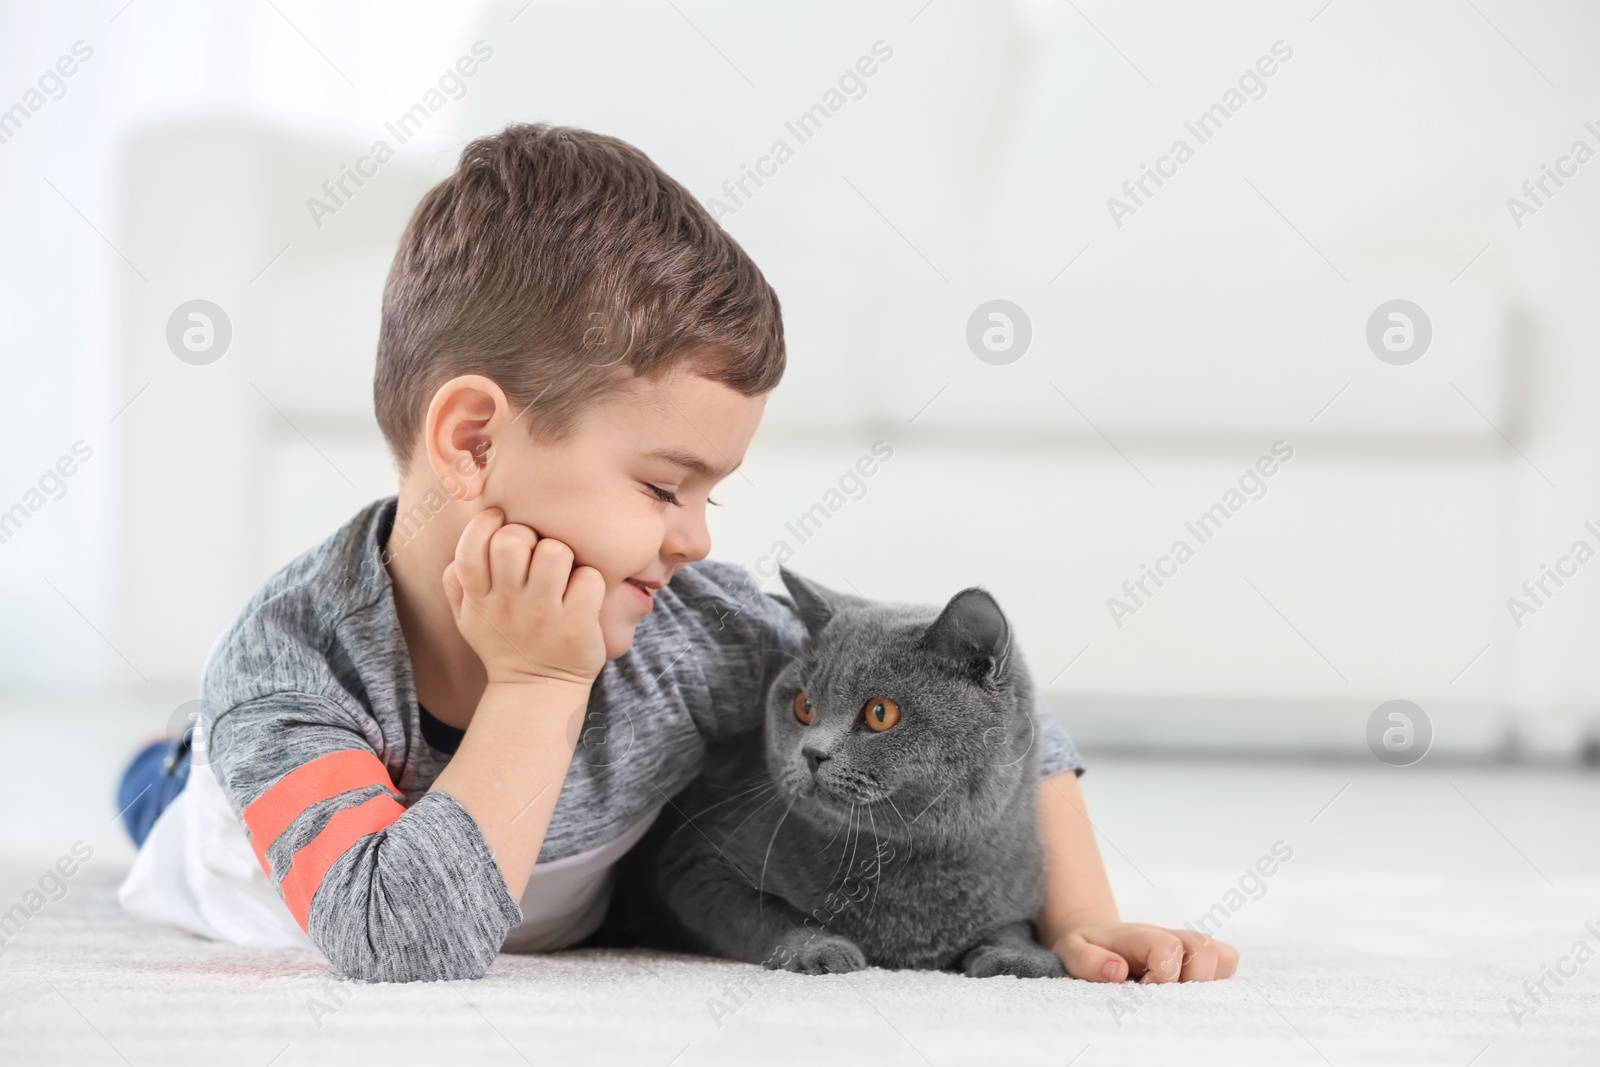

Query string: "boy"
[[118, 123, 1237, 985]]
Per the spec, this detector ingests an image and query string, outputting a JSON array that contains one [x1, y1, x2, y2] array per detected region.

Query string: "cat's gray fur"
[[601, 567, 1064, 978]]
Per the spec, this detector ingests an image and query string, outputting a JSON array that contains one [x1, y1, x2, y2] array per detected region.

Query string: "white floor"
[[2, 695, 1598, 1064]]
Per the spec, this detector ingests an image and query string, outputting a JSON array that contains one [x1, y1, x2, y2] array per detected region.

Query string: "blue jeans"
[[118, 730, 193, 847]]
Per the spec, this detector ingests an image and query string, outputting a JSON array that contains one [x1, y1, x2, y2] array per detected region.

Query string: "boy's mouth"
[[624, 576, 660, 610]]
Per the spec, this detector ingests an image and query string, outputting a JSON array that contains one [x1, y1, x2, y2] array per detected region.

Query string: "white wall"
[[1, 0, 1596, 757]]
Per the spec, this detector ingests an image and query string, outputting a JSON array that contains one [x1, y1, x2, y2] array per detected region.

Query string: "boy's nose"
[[663, 509, 712, 564], [803, 746, 830, 775]]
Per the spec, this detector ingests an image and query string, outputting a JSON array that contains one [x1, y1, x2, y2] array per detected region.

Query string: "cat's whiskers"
[[722, 789, 784, 850], [757, 795, 797, 917], [661, 780, 777, 847], [814, 804, 847, 858], [826, 804, 857, 889], [863, 803, 885, 925], [841, 802, 863, 896], [688, 776, 777, 819]]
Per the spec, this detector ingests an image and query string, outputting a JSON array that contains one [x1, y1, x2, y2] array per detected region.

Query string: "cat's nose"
[[803, 746, 830, 775]]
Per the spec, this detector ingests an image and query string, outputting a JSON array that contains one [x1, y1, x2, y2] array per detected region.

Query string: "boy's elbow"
[[324, 946, 498, 984], [304, 867, 516, 984], [290, 793, 523, 983], [315, 919, 501, 983]]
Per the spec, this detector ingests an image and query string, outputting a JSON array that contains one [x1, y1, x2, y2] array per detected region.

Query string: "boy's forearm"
[[428, 679, 589, 901], [1035, 770, 1120, 944]]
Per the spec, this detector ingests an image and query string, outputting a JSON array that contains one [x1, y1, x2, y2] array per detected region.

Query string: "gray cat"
[[601, 567, 1064, 979]]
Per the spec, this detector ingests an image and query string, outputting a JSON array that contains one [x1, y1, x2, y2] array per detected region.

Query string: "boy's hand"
[[1050, 922, 1238, 983], [442, 507, 607, 687]]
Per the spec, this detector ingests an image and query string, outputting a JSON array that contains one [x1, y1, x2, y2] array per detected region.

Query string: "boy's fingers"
[[527, 536, 576, 603], [455, 508, 503, 598], [489, 524, 537, 590], [1173, 930, 1220, 982], [1056, 933, 1127, 983], [1105, 928, 1183, 984], [1141, 934, 1185, 983], [441, 561, 464, 615], [1213, 940, 1239, 979], [564, 565, 607, 616], [1077, 925, 1163, 980]]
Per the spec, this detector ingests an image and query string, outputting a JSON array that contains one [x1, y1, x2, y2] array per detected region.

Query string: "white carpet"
[[3, 754, 1598, 1065]]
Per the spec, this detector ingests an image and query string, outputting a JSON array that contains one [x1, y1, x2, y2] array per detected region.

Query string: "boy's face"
[[485, 371, 767, 659]]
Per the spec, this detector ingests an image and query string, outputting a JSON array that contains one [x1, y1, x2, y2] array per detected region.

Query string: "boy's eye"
[[793, 691, 815, 725], [862, 697, 900, 732], [646, 484, 682, 506]]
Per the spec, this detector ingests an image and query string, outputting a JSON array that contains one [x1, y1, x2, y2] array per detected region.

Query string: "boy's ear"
[[778, 567, 842, 638], [918, 587, 1011, 683], [422, 375, 507, 501]]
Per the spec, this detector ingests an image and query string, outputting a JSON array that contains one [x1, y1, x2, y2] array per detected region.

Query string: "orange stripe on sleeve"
[[242, 749, 398, 875], [278, 792, 407, 931]]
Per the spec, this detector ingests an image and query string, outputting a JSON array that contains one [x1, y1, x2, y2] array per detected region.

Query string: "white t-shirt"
[[119, 758, 661, 953]]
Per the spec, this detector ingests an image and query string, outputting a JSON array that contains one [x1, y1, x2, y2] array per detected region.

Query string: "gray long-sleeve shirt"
[[200, 497, 1084, 982]]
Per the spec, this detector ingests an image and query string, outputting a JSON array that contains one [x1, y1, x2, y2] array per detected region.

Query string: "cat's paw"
[[962, 940, 1066, 979], [770, 932, 868, 975]]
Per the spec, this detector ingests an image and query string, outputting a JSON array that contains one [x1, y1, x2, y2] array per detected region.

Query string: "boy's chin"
[[601, 619, 641, 661]]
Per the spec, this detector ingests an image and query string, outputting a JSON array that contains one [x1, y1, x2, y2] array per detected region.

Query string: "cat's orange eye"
[[793, 691, 815, 725], [862, 696, 900, 732]]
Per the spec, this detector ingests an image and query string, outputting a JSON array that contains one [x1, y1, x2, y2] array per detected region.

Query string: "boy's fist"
[[442, 507, 607, 687], [1051, 923, 1238, 983]]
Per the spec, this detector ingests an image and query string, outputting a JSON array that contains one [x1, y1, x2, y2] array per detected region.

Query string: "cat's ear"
[[778, 566, 840, 638], [919, 587, 1011, 682]]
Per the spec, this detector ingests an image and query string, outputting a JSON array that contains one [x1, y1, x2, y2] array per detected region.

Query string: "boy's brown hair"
[[374, 123, 785, 472]]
